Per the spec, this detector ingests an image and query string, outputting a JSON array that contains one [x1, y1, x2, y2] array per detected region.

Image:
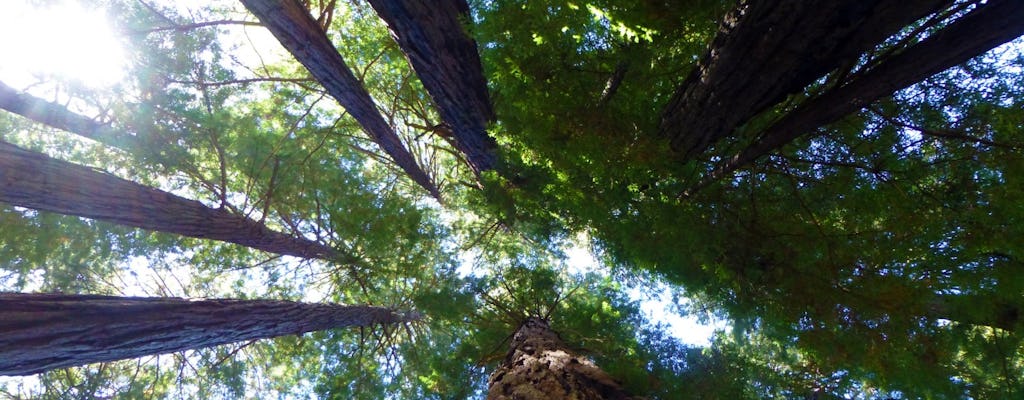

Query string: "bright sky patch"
[[0, 1, 126, 87]]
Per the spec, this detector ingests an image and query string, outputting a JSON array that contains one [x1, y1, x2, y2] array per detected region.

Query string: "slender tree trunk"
[[0, 293, 406, 376], [0, 81, 138, 150], [0, 80, 205, 183], [0, 141, 338, 260], [366, 0, 499, 176], [238, 0, 441, 200], [487, 317, 636, 400], [660, 0, 950, 158], [684, 0, 1024, 195]]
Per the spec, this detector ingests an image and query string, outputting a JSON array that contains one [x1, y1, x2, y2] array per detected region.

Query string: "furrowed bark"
[[684, 0, 1024, 196], [0, 293, 406, 376], [238, 0, 441, 200], [0, 141, 338, 260], [660, 0, 951, 159], [366, 0, 499, 176], [487, 317, 637, 400]]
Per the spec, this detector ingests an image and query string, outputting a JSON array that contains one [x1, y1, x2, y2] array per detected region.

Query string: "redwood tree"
[[237, 0, 441, 199], [0, 293, 406, 376], [0, 141, 340, 260], [684, 0, 1024, 194], [1, 0, 1022, 397], [366, 0, 499, 176], [0, 81, 138, 151], [488, 317, 637, 400], [465, 0, 1024, 396], [659, 0, 951, 158]]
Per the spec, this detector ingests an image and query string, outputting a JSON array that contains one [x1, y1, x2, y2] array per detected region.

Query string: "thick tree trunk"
[[238, 0, 440, 200], [685, 0, 1024, 195], [660, 0, 950, 159], [0, 293, 405, 376], [0, 141, 338, 260], [366, 0, 499, 176], [487, 317, 636, 400]]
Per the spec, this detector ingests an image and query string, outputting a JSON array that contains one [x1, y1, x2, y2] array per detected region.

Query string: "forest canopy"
[[1, 0, 1023, 398]]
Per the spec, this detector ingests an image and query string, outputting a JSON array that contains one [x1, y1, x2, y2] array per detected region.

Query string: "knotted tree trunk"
[[487, 317, 637, 400]]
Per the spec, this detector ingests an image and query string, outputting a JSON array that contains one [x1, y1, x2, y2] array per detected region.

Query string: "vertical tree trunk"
[[487, 317, 636, 400], [366, 0, 499, 176], [0, 293, 406, 376], [0, 141, 339, 260], [660, 0, 950, 158], [238, 0, 441, 200]]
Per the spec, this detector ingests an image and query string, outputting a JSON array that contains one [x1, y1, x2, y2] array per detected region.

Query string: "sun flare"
[[0, 1, 126, 88]]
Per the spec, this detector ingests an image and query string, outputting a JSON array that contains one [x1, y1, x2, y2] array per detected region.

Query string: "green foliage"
[[2, 1, 1023, 399]]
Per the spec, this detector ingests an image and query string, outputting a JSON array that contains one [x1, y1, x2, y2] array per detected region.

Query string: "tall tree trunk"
[[0, 81, 138, 151], [366, 0, 499, 176], [0, 80, 204, 184], [660, 0, 950, 159], [238, 0, 441, 200], [0, 141, 339, 260], [0, 293, 406, 376], [487, 317, 636, 400], [684, 0, 1024, 195]]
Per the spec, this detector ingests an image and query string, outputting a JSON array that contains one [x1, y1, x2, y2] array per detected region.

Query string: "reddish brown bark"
[[239, 0, 440, 199], [366, 0, 499, 176], [0, 293, 405, 376], [0, 141, 338, 260], [487, 317, 637, 400], [685, 0, 1024, 195], [660, 0, 951, 159]]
